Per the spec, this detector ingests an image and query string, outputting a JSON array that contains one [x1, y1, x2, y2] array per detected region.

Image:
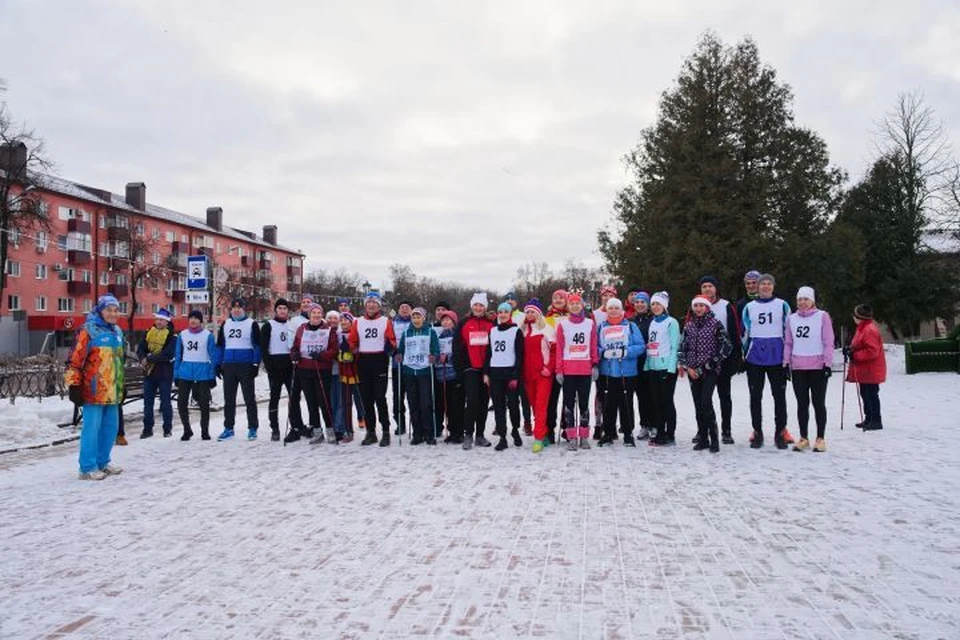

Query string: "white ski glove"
[[603, 348, 624, 360]]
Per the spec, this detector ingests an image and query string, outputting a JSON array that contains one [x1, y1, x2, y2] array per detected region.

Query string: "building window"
[[216, 242, 222, 254], [167, 303, 175, 313], [35, 296, 47, 312], [99, 242, 109, 257], [58, 297, 74, 312], [7, 295, 20, 311], [152, 252, 160, 265], [10, 228, 21, 246], [35, 264, 47, 279], [136, 302, 144, 314], [151, 303, 160, 314], [180, 304, 187, 316], [152, 227, 160, 240], [5, 260, 20, 277], [83, 299, 92, 313], [118, 301, 128, 314], [99, 216, 106, 229], [66, 232, 92, 252], [151, 278, 159, 290], [58, 206, 88, 222], [57, 235, 68, 251], [100, 271, 109, 286], [116, 273, 127, 286], [165, 231, 174, 243], [135, 222, 144, 236], [36, 231, 48, 250], [181, 234, 187, 243], [82, 270, 91, 283]]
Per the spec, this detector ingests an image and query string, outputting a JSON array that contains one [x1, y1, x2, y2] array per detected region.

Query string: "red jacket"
[[291, 322, 338, 372], [846, 319, 886, 384], [522, 321, 556, 380], [454, 314, 495, 372]]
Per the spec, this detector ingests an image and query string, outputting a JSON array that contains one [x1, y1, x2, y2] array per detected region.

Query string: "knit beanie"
[[854, 304, 873, 320], [470, 292, 488, 309], [796, 286, 815, 303], [650, 291, 670, 311]]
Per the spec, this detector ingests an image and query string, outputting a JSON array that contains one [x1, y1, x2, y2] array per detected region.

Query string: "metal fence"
[[0, 357, 65, 401]]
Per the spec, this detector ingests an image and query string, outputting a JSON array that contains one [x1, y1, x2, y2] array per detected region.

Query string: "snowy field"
[[1, 347, 959, 639]]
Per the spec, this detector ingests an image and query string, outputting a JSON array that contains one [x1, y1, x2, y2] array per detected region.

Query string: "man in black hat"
[[259, 298, 295, 441]]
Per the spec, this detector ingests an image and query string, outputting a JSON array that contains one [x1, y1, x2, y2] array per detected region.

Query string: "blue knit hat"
[[523, 298, 543, 313], [364, 291, 382, 306], [154, 308, 173, 321], [497, 302, 512, 313], [95, 294, 120, 313], [635, 291, 651, 305]]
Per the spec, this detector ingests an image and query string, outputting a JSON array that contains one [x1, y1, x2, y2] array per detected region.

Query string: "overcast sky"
[[2, 0, 958, 291]]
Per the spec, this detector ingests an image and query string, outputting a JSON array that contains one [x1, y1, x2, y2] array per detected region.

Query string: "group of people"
[[64, 270, 888, 480]]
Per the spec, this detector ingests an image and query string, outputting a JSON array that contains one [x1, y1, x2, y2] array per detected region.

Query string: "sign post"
[[187, 255, 210, 318]]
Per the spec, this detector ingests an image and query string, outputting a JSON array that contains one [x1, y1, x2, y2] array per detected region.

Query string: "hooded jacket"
[[174, 326, 220, 382], [846, 319, 886, 384], [597, 317, 646, 378], [64, 311, 125, 405], [522, 320, 555, 380], [397, 322, 440, 377], [678, 310, 733, 376]]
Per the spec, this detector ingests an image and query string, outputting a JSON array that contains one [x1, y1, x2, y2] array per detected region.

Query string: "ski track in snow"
[[1, 347, 959, 638]]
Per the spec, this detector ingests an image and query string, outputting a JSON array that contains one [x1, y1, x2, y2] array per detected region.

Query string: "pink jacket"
[[554, 314, 599, 376], [783, 309, 834, 370]]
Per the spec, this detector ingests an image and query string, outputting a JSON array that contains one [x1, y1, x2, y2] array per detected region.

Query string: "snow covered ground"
[[1, 347, 958, 638]]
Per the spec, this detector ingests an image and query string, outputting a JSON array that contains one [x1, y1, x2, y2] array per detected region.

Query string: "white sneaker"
[[325, 427, 337, 443], [309, 432, 325, 445], [101, 463, 123, 476], [636, 427, 650, 440], [79, 470, 107, 481]]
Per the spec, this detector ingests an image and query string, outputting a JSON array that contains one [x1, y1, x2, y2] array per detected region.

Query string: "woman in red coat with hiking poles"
[[844, 304, 887, 431]]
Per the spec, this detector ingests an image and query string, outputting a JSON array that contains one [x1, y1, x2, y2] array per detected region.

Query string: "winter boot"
[[200, 428, 211, 441], [565, 427, 579, 451], [495, 436, 509, 451], [774, 429, 788, 450], [511, 427, 523, 447], [793, 438, 810, 452], [115, 434, 128, 446], [749, 430, 763, 448], [309, 430, 325, 445], [181, 427, 193, 442], [592, 426, 603, 441], [693, 430, 710, 450], [597, 433, 614, 446], [101, 463, 123, 476], [721, 431, 735, 445], [78, 469, 107, 481], [140, 428, 153, 439], [325, 427, 337, 443], [547, 429, 556, 445], [623, 433, 636, 447], [341, 430, 355, 444], [855, 420, 866, 429], [708, 422, 720, 453], [862, 420, 883, 431], [271, 428, 280, 442], [284, 428, 302, 444], [462, 438, 473, 450], [475, 435, 491, 447], [813, 438, 827, 452], [361, 429, 378, 446], [379, 430, 391, 447], [357, 417, 366, 429], [578, 426, 592, 450]]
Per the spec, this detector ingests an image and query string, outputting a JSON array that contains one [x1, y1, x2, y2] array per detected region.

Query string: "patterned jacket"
[[64, 313, 125, 405]]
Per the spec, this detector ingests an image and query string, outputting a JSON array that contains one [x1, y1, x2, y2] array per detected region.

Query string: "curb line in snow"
[[0, 433, 81, 456]]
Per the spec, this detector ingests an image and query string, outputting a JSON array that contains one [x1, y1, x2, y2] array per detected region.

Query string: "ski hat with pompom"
[[650, 291, 670, 310], [470, 292, 488, 309]]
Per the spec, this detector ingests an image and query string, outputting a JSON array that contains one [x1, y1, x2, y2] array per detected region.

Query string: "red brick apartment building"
[[1, 145, 305, 355]]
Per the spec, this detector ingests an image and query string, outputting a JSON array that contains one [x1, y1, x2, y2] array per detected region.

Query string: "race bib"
[[469, 331, 489, 346]]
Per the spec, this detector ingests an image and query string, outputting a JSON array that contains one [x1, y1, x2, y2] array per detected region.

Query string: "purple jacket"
[[783, 309, 834, 370], [678, 311, 732, 375]]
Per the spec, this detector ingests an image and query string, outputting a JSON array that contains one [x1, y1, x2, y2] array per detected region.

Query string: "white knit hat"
[[469, 292, 488, 309], [691, 296, 711, 308], [606, 297, 623, 310], [797, 286, 815, 303], [650, 291, 670, 310]]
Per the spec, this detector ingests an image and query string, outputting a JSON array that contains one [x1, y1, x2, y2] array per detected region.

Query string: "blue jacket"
[[597, 319, 646, 377], [174, 328, 220, 382], [741, 297, 791, 367], [397, 324, 440, 377], [217, 315, 262, 365]]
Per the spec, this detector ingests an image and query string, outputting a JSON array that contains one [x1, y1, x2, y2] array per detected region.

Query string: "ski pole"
[[283, 365, 296, 447], [429, 363, 438, 440], [840, 357, 847, 431], [314, 366, 335, 443], [397, 359, 404, 446]]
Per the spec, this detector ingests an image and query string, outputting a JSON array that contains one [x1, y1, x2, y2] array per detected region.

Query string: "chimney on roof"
[[263, 225, 277, 246], [206, 206, 223, 231], [0, 142, 28, 178], [125, 182, 146, 210]]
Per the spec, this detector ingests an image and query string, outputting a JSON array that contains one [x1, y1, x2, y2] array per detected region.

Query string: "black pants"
[[859, 383, 881, 424], [440, 378, 464, 439], [404, 373, 435, 441], [746, 363, 788, 435], [462, 369, 489, 439], [357, 354, 390, 436], [647, 370, 677, 441], [177, 379, 212, 435], [519, 378, 531, 425], [222, 363, 259, 431], [546, 379, 566, 433], [562, 375, 591, 427], [600, 375, 636, 439], [594, 378, 606, 427], [391, 363, 406, 428], [689, 371, 718, 445], [791, 369, 828, 439], [489, 376, 521, 437], [715, 370, 734, 435], [266, 362, 293, 432], [634, 368, 653, 429], [296, 368, 333, 430]]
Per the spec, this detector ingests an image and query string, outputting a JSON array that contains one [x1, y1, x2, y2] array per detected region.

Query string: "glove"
[[291, 354, 301, 365], [555, 373, 564, 385], [507, 379, 518, 392], [783, 365, 791, 381], [394, 353, 403, 364], [823, 365, 832, 379], [737, 360, 747, 375], [215, 365, 223, 379], [603, 348, 623, 360], [68, 385, 84, 406], [251, 364, 259, 378], [591, 366, 599, 382], [310, 351, 324, 361]]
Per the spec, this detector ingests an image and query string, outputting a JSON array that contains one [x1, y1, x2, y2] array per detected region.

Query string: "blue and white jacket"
[[174, 328, 221, 382], [597, 319, 646, 378], [741, 297, 791, 367]]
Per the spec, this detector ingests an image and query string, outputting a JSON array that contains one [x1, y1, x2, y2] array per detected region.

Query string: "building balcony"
[[286, 265, 301, 276], [105, 256, 127, 271], [171, 290, 186, 302], [67, 281, 92, 295], [259, 257, 271, 269], [107, 284, 129, 297], [67, 249, 92, 265], [171, 241, 188, 255], [241, 255, 251, 267], [67, 219, 92, 234], [198, 247, 213, 257], [106, 226, 128, 241]]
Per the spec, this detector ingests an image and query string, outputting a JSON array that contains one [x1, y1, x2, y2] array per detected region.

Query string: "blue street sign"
[[187, 255, 208, 290]]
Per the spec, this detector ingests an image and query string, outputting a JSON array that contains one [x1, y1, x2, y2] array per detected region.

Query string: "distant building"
[[1, 149, 304, 356]]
